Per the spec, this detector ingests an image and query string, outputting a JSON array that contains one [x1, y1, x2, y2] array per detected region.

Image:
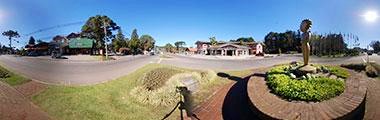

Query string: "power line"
[[23, 21, 85, 37]]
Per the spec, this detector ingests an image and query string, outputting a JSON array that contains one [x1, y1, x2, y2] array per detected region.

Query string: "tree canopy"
[[111, 29, 127, 52], [370, 41, 380, 53], [80, 15, 120, 49], [128, 29, 140, 54], [140, 35, 155, 51], [2, 30, 20, 51], [174, 41, 186, 51], [209, 37, 217, 45], [230, 37, 255, 43], [28, 36, 36, 45], [164, 43, 175, 53]]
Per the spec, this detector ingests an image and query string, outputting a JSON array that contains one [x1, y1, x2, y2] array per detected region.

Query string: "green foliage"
[[267, 65, 288, 74], [111, 29, 127, 52], [341, 63, 366, 72], [141, 68, 182, 90], [28, 36, 36, 45], [264, 31, 301, 54], [209, 37, 217, 45], [366, 65, 378, 77], [310, 33, 348, 56], [81, 15, 120, 49], [139, 35, 155, 51], [267, 65, 345, 101], [370, 40, 380, 53], [344, 48, 360, 56], [0, 67, 10, 78], [174, 41, 186, 51], [325, 66, 350, 79], [2, 30, 20, 51], [164, 43, 175, 53], [0, 65, 30, 86], [128, 29, 140, 54]]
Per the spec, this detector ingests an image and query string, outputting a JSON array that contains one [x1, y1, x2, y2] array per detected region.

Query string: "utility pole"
[[103, 20, 109, 60]]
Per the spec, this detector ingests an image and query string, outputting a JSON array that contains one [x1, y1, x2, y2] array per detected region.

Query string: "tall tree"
[[128, 29, 140, 54], [140, 35, 155, 51], [80, 15, 120, 52], [2, 30, 20, 53], [164, 43, 174, 53], [112, 29, 127, 52], [28, 36, 36, 45], [209, 37, 217, 45], [370, 41, 380, 53], [174, 41, 186, 51]]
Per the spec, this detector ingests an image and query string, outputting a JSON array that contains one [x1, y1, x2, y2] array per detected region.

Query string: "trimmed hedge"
[[266, 65, 346, 101]]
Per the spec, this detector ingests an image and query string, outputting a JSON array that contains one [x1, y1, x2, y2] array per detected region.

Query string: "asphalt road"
[[160, 54, 380, 71], [0, 55, 159, 85], [0, 54, 378, 85]]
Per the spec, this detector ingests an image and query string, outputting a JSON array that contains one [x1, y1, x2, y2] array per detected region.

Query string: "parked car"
[[367, 51, 373, 55], [27, 51, 39, 57]]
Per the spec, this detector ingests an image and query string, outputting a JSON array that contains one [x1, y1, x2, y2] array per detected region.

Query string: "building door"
[[227, 50, 233, 56]]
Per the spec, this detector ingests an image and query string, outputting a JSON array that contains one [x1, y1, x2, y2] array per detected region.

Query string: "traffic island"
[[247, 67, 367, 119]]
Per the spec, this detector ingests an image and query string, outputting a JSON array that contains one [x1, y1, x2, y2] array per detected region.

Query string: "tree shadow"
[[217, 72, 266, 120]]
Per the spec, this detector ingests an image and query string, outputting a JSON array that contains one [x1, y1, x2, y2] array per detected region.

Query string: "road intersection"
[[0, 54, 378, 85]]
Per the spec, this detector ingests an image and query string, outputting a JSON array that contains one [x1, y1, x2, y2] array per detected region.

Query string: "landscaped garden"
[[266, 63, 349, 101], [31, 64, 252, 120], [0, 65, 30, 86]]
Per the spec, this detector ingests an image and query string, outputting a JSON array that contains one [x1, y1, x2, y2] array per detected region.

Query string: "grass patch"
[[0, 65, 30, 86], [32, 64, 249, 120], [266, 65, 345, 102], [325, 66, 350, 79]]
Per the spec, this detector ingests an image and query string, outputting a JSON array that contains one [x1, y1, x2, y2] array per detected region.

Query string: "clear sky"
[[0, 0, 379, 48]]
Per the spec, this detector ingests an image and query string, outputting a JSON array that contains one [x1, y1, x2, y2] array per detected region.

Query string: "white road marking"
[[157, 58, 162, 63]]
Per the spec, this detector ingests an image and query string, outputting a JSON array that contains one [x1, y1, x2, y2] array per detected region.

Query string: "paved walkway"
[[194, 69, 380, 120], [193, 70, 261, 120], [364, 79, 380, 120], [0, 82, 50, 120]]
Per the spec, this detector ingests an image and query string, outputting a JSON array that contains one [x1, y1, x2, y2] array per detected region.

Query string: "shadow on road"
[[217, 72, 265, 120]]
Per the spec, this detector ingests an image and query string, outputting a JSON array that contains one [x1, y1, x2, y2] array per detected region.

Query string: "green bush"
[[0, 68, 10, 78], [266, 66, 345, 101], [344, 49, 360, 56], [341, 63, 366, 72], [366, 65, 378, 77], [141, 68, 182, 90]]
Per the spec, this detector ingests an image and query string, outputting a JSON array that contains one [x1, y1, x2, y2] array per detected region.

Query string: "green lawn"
[[0, 65, 30, 86], [32, 64, 252, 120]]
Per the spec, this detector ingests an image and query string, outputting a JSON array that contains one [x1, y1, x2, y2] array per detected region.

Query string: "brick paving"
[[14, 81, 48, 97], [0, 82, 50, 120], [192, 70, 261, 120], [364, 79, 380, 120], [192, 68, 380, 120]]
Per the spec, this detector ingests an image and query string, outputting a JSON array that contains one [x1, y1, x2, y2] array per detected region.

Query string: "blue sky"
[[0, 0, 379, 48]]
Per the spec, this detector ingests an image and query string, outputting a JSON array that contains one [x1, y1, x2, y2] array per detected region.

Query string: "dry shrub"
[[141, 68, 182, 91], [130, 70, 217, 107]]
